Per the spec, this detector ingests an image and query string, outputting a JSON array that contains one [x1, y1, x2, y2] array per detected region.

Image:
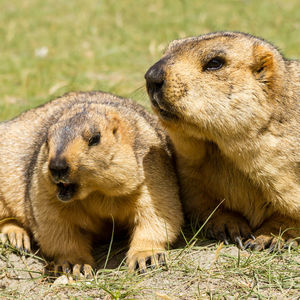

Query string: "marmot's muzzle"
[[145, 59, 178, 121], [49, 157, 69, 182], [49, 157, 78, 201]]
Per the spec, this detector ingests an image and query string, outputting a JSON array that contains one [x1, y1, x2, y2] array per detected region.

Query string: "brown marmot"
[[145, 31, 300, 250], [0, 91, 183, 277]]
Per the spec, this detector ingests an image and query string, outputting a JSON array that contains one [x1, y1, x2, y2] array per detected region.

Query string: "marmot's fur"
[[0, 91, 183, 276], [145, 31, 300, 250]]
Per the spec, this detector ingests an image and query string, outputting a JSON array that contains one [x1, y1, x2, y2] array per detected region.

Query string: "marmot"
[[0, 91, 183, 277], [145, 31, 300, 250]]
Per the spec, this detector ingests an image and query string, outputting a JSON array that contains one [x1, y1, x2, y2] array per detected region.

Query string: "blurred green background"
[[0, 0, 299, 121]]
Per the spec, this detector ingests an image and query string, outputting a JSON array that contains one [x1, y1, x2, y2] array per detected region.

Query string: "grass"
[[1, 233, 299, 299], [0, 0, 299, 298], [0, 0, 299, 120]]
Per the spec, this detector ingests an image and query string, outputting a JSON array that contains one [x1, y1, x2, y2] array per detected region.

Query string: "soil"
[[0, 232, 299, 299]]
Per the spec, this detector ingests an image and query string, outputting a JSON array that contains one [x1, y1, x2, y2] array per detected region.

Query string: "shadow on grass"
[[93, 224, 216, 270]]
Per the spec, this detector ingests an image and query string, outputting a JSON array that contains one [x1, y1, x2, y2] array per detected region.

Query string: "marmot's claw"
[[0, 233, 8, 246], [62, 261, 71, 274], [0, 225, 31, 253], [204, 211, 252, 248], [234, 236, 244, 249], [283, 239, 298, 250], [16, 246, 23, 253], [157, 252, 167, 265], [54, 264, 63, 277], [244, 240, 253, 250], [44, 261, 56, 277], [8, 232, 16, 247], [73, 264, 81, 280], [45, 261, 93, 280], [244, 234, 274, 251], [129, 251, 167, 273], [145, 256, 155, 269], [244, 239, 266, 251], [72, 263, 93, 280], [267, 237, 298, 253], [134, 261, 139, 271], [217, 232, 228, 244], [245, 241, 257, 250], [268, 238, 284, 253], [83, 264, 93, 279], [253, 242, 264, 251], [244, 242, 249, 249], [206, 229, 229, 245]]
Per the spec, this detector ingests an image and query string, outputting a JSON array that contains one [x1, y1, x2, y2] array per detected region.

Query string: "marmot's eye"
[[203, 57, 225, 71], [88, 133, 101, 146]]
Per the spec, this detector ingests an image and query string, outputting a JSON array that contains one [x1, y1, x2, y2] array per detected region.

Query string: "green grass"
[[0, 0, 299, 120], [1, 235, 299, 299]]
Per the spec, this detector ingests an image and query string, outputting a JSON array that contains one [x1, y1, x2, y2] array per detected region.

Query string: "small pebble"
[[52, 275, 72, 286]]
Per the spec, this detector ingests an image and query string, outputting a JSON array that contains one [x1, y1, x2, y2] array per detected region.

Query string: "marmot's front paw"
[[127, 250, 167, 273], [244, 219, 299, 251], [0, 222, 31, 253], [45, 261, 93, 279], [205, 211, 253, 248]]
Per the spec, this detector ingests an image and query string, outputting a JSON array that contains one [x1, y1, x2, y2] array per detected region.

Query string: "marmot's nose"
[[49, 157, 69, 181], [145, 59, 166, 92]]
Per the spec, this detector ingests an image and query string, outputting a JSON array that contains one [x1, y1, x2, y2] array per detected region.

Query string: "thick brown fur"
[[0, 91, 183, 276], [145, 31, 300, 250]]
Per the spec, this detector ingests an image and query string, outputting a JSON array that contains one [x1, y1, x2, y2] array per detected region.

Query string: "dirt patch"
[[0, 233, 299, 299]]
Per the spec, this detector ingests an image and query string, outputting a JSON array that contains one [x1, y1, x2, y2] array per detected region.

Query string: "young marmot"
[[145, 31, 300, 250], [0, 91, 183, 276]]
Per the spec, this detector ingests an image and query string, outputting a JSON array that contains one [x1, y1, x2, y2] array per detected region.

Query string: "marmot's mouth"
[[150, 93, 178, 121], [57, 182, 78, 202]]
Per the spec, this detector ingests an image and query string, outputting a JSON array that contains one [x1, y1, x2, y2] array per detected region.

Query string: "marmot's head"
[[145, 32, 286, 141], [41, 103, 140, 202]]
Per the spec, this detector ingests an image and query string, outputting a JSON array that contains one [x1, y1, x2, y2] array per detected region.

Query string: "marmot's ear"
[[251, 44, 275, 87], [106, 112, 121, 139]]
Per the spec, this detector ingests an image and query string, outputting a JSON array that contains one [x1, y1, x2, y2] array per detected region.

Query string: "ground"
[[1, 230, 299, 299]]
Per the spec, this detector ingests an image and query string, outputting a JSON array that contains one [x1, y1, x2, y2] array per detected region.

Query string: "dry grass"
[[1, 229, 299, 299]]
